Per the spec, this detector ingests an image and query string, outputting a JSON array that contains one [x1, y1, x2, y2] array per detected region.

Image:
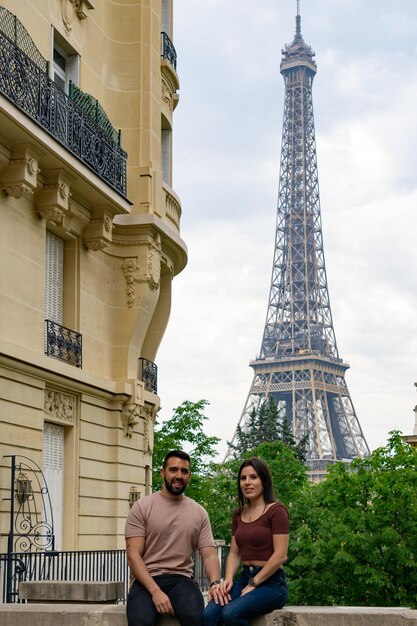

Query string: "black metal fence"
[[0, 546, 230, 604], [45, 319, 82, 368], [0, 29, 127, 197], [0, 550, 128, 604], [161, 31, 177, 70], [138, 357, 158, 394]]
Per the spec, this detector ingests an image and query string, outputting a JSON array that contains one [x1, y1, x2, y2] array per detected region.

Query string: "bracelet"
[[248, 577, 259, 588], [209, 579, 221, 588]]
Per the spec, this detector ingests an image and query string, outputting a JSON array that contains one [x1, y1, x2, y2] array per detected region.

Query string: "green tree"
[[152, 399, 220, 505], [286, 431, 417, 608], [207, 439, 309, 542], [228, 396, 308, 462]]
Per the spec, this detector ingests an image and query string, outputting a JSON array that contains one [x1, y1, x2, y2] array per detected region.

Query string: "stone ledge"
[[0, 604, 417, 626], [19, 581, 125, 603]]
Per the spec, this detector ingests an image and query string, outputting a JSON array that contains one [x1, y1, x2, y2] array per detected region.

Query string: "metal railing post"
[[6, 455, 16, 603]]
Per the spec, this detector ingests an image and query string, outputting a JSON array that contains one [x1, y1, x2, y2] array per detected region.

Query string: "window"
[[53, 48, 66, 91], [45, 231, 64, 325], [162, 0, 172, 37], [161, 127, 172, 186], [44, 422, 65, 549], [52, 29, 80, 93]]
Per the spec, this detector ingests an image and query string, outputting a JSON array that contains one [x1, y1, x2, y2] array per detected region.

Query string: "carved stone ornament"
[[122, 258, 138, 307], [44, 389, 76, 423], [121, 403, 140, 438], [83, 208, 114, 251], [84, 238, 109, 251], [1, 145, 41, 199], [36, 172, 73, 226], [161, 75, 173, 111], [2, 183, 34, 199], [142, 405, 158, 454], [120, 237, 161, 306], [61, 0, 95, 32]]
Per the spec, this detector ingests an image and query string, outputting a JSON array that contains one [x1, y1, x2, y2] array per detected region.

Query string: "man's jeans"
[[202, 565, 288, 626], [127, 574, 204, 626]]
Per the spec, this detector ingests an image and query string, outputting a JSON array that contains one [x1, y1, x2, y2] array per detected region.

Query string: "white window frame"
[[51, 28, 80, 93]]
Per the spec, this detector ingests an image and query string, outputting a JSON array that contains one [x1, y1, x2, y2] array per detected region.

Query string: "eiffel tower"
[[228, 3, 370, 478]]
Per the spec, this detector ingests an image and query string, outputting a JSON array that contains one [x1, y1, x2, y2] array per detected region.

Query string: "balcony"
[[45, 320, 82, 369], [161, 32, 177, 70], [0, 22, 127, 197], [138, 357, 158, 394], [163, 182, 182, 231]]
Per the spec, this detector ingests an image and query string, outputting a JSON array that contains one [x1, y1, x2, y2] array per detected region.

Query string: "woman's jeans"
[[202, 565, 288, 626]]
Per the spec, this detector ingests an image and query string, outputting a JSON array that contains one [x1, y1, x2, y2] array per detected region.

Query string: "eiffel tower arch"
[[227, 4, 370, 479]]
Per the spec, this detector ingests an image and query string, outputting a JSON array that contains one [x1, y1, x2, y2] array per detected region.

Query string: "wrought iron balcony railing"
[[138, 357, 158, 394], [161, 32, 177, 70], [45, 320, 82, 369], [0, 29, 127, 197]]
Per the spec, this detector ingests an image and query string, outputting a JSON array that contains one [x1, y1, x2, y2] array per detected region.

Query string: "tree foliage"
[[286, 431, 417, 607], [228, 395, 308, 462], [153, 402, 417, 608], [152, 399, 220, 504]]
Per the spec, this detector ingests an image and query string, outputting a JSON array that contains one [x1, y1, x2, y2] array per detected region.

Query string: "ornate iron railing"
[[2, 455, 56, 602], [138, 357, 158, 394], [0, 30, 127, 196], [45, 320, 82, 368], [69, 82, 121, 145], [0, 7, 47, 72], [161, 31, 177, 70]]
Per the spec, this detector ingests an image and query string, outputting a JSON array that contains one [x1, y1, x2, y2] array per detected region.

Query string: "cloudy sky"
[[156, 0, 417, 460]]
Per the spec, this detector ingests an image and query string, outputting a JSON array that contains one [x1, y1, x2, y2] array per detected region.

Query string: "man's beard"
[[164, 477, 187, 496]]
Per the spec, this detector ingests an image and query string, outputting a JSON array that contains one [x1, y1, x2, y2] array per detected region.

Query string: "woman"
[[203, 457, 288, 625]]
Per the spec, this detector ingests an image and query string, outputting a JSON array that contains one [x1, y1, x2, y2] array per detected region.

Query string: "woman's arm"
[[224, 537, 241, 587], [241, 533, 288, 595], [210, 536, 241, 602]]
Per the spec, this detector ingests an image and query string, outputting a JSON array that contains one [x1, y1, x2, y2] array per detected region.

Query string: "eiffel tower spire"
[[228, 4, 370, 477]]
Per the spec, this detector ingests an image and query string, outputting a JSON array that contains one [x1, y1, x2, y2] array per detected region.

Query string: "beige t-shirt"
[[125, 491, 216, 579]]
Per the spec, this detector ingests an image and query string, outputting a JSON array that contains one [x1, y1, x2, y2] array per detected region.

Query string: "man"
[[125, 450, 225, 626]]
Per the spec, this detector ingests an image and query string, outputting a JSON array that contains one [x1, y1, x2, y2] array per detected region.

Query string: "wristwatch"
[[248, 577, 259, 588]]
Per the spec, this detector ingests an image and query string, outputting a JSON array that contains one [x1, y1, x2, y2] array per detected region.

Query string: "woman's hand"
[[210, 578, 232, 605], [241, 584, 256, 596]]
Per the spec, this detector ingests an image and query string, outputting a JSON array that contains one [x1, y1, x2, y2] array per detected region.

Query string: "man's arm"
[[199, 545, 229, 605], [126, 536, 174, 615]]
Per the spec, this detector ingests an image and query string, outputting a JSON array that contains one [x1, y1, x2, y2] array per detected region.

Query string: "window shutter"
[[162, 0, 172, 36], [45, 231, 64, 324], [44, 422, 64, 550], [161, 129, 171, 185], [44, 422, 64, 472], [67, 54, 80, 88]]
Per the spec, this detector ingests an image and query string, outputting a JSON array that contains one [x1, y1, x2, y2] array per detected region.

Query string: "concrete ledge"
[[19, 581, 125, 604], [1, 604, 417, 626]]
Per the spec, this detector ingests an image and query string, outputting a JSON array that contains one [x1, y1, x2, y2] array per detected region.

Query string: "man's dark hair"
[[163, 450, 191, 468]]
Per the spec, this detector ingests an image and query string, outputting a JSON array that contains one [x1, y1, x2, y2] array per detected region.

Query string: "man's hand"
[[151, 588, 174, 615], [209, 582, 230, 606]]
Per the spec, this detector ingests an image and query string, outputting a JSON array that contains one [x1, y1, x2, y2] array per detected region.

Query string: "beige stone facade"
[[0, 0, 186, 551]]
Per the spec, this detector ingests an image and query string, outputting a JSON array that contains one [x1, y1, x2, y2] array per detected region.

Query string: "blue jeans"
[[202, 565, 288, 626], [127, 574, 204, 626]]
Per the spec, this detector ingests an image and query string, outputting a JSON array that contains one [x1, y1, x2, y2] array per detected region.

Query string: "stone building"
[[0, 0, 186, 551]]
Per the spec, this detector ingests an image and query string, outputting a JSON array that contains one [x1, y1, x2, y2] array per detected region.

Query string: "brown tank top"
[[232, 503, 289, 561]]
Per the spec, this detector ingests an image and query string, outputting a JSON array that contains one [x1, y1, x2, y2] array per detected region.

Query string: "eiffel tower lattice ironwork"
[[227, 5, 370, 475]]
